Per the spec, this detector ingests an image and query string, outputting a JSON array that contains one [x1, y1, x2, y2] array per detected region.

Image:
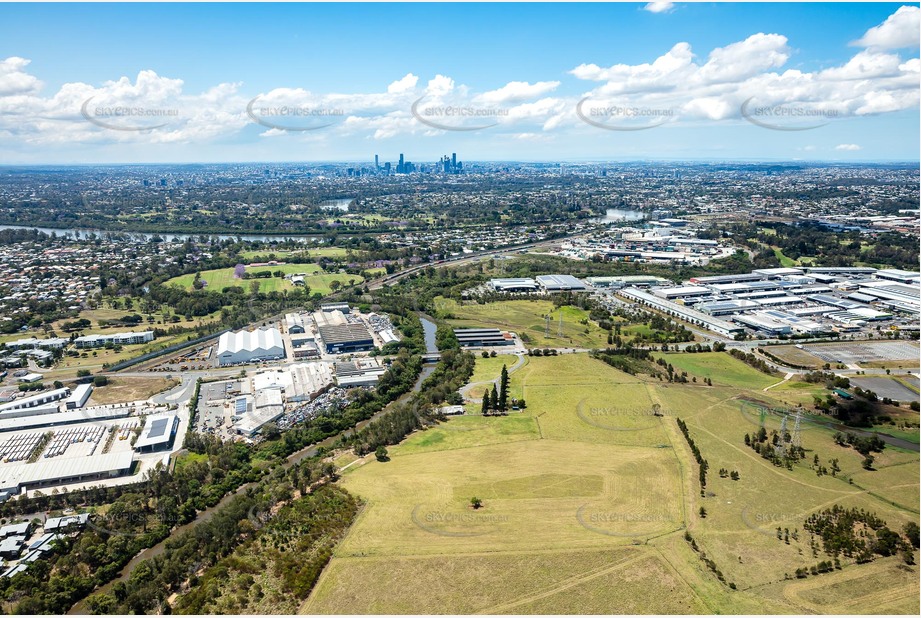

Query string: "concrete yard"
[[849, 376, 920, 403], [803, 341, 920, 365]]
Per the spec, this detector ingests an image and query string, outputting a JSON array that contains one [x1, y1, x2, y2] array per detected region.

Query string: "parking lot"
[[803, 341, 920, 365], [849, 376, 920, 403]]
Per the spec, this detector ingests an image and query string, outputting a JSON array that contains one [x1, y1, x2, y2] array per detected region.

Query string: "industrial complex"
[[189, 303, 399, 439], [483, 267, 919, 340]]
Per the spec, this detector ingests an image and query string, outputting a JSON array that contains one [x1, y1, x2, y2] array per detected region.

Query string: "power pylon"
[[791, 410, 803, 452], [775, 414, 789, 457]]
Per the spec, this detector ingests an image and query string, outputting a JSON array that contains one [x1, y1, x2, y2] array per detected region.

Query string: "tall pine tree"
[[498, 364, 509, 411], [490, 384, 499, 412]]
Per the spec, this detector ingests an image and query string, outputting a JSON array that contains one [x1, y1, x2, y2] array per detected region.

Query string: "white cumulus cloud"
[[475, 81, 560, 105], [387, 73, 418, 94], [644, 2, 674, 14], [0, 57, 43, 96], [852, 5, 920, 50]]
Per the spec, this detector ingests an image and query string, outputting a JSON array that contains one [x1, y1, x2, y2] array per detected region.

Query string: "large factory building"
[[216, 328, 285, 366]]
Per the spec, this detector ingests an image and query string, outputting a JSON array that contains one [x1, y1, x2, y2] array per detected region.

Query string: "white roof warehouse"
[[217, 328, 285, 365]]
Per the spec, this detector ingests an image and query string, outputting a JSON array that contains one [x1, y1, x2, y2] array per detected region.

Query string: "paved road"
[[366, 236, 577, 291], [460, 352, 528, 403]]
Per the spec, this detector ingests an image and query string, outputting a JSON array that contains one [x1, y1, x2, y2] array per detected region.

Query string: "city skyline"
[[0, 2, 918, 164]]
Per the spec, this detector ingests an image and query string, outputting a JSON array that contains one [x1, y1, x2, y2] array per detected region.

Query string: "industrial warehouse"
[[0, 451, 136, 495], [487, 274, 590, 294], [481, 266, 917, 340], [535, 274, 589, 292], [216, 327, 286, 366], [183, 303, 400, 440], [0, 374, 179, 497], [313, 307, 375, 354], [195, 358, 385, 438], [317, 323, 375, 354], [454, 328, 515, 347], [608, 266, 919, 339], [133, 415, 180, 453], [618, 288, 745, 338]]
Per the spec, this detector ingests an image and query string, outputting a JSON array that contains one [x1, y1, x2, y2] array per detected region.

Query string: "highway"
[[366, 235, 574, 290]]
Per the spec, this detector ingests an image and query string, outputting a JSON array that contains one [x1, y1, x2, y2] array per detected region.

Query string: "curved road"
[[459, 352, 528, 403]]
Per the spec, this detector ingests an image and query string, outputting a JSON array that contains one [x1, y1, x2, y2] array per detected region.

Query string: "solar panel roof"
[[147, 418, 168, 438]]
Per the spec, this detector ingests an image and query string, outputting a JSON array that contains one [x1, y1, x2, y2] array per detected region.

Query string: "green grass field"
[[237, 247, 360, 261], [467, 354, 524, 385], [166, 264, 363, 295], [660, 384, 919, 596], [236, 249, 306, 261], [305, 353, 919, 615], [765, 345, 827, 369], [323, 213, 389, 226], [463, 354, 528, 403], [394, 414, 540, 455], [763, 378, 830, 408], [436, 298, 612, 349], [771, 247, 816, 268], [653, 352, 780, 389]]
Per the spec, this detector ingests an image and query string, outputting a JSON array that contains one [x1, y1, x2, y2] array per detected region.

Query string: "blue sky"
[[0, 2, 918, 163]]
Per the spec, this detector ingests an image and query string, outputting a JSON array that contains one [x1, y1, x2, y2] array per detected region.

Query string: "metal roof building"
[[285, 313, 306, 334], [335, 360, 387, 388], [585, 275, 669, 289], [216, 328, 285, 366], [805, 267, 877, 276], [857, 283, 920, 308], [696, 299, 760, 316], [43, 513, 89, 532], [732, 313, 792, 336], [536, 274, 588, 292], [688, 273, 764, 285], [288, 363, 334, 401], [617, 288, 744, 338], [453, 328, 514, 347], [0, 451, 135, 493], [133, 415, 179, 453], [0, 406, 131, 433], [0, 536, 23, 559], [875, 269, 920, 284], [317, 323, 374, 354], [0, 388, 70, 413], [0, 522, 30, 538], [654, 286, 710, 300], [65, 384, 92, 410], [752, 267, 804, 278], [489, 278, 538, 292], [74, 331, 154, 349]]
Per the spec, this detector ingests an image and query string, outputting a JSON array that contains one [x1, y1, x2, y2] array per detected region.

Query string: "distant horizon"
[[1, 2, 918, 164], [1, 158, 919, 168]]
